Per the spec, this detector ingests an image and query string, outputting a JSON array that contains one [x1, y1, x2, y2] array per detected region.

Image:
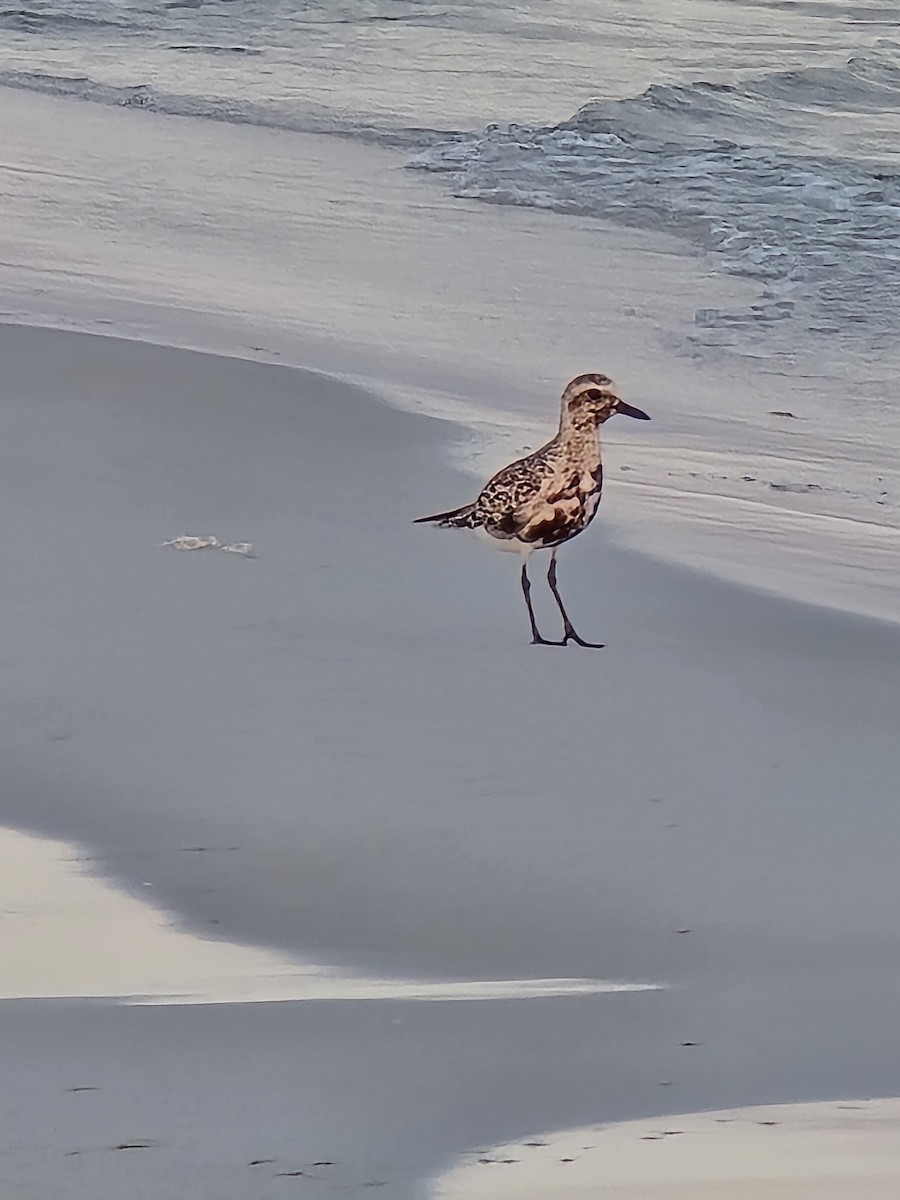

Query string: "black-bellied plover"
[[415, 373, 650, 647]]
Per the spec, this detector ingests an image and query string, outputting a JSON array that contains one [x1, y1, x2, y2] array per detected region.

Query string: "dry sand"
[[434, 1099, 900, 1199]]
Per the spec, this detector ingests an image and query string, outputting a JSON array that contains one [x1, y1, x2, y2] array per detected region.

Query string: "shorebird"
[[415, 373, 650, 646]]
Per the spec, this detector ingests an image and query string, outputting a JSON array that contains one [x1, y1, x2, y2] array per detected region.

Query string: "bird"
[[414, 373, 650, 647]]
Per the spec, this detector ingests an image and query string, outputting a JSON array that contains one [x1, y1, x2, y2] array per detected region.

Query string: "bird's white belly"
[[469, 526, 533, 555]]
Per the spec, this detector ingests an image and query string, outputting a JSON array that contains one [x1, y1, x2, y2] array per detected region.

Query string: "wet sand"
[[1, 826, 649, 1005], [1, 323, 899, 1197]]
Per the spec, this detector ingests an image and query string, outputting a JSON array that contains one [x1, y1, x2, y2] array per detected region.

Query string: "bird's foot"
[[562, 628, 605, 649], [530, 634, 567, 647]]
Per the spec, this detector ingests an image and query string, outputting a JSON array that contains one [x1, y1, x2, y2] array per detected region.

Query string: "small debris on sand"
[[160, 535, 221, 551], [160, 535, 255, 557]]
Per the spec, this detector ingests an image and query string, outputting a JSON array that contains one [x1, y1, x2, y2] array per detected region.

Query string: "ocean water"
[[4, 2, 900, 354], [2, 0, 899, 615]]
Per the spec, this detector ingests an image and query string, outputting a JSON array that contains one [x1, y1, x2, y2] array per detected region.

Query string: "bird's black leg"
[[547, 552, 604, 649], [521, 562, 564, 646]]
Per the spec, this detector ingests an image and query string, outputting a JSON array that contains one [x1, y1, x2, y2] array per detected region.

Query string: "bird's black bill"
[[616, 400, 651, 420]]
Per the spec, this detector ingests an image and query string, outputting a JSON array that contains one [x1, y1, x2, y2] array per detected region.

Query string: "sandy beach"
[[3, 4, 900, 1185], [435, 1099, 900, 1199], [0, 317, 899, 1196]]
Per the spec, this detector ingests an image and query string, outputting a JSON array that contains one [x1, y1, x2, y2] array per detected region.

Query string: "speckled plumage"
[[415, 373, 651, 647], [440, 427, 603, 550]]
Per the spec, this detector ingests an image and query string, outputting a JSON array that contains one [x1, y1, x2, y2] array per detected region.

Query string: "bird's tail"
[[413, 502, 477, 529]]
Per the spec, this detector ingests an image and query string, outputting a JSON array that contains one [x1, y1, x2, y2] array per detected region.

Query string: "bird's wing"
[[476, 455, 582, 540], [474, 458, 543, 535]]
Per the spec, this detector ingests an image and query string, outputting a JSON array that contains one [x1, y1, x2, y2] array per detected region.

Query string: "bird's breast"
[[581, 490, 602, 524]]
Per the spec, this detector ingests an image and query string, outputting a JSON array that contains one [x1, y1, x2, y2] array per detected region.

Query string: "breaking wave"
[[5, 46, 900, 343], [0, 6, 129, 30], [408, 54, 900, 342], [0, 66, 458, 148]]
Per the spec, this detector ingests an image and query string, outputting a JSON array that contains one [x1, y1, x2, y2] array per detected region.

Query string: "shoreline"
[[2, 83, 899, 625], [3, 312, 899, 630]]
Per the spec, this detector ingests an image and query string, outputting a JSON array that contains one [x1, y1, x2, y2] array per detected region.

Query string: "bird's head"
[[561, 373, 651, 427]]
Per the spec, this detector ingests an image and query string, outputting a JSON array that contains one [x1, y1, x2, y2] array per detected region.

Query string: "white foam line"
[[128, 977, 660, 1007], [0, 827, 661, 1006], [614, 481, 900, 626]]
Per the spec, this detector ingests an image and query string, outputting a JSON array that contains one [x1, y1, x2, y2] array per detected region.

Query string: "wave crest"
[[409, 54, 900, 342], [0, 6, 129, 31]]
